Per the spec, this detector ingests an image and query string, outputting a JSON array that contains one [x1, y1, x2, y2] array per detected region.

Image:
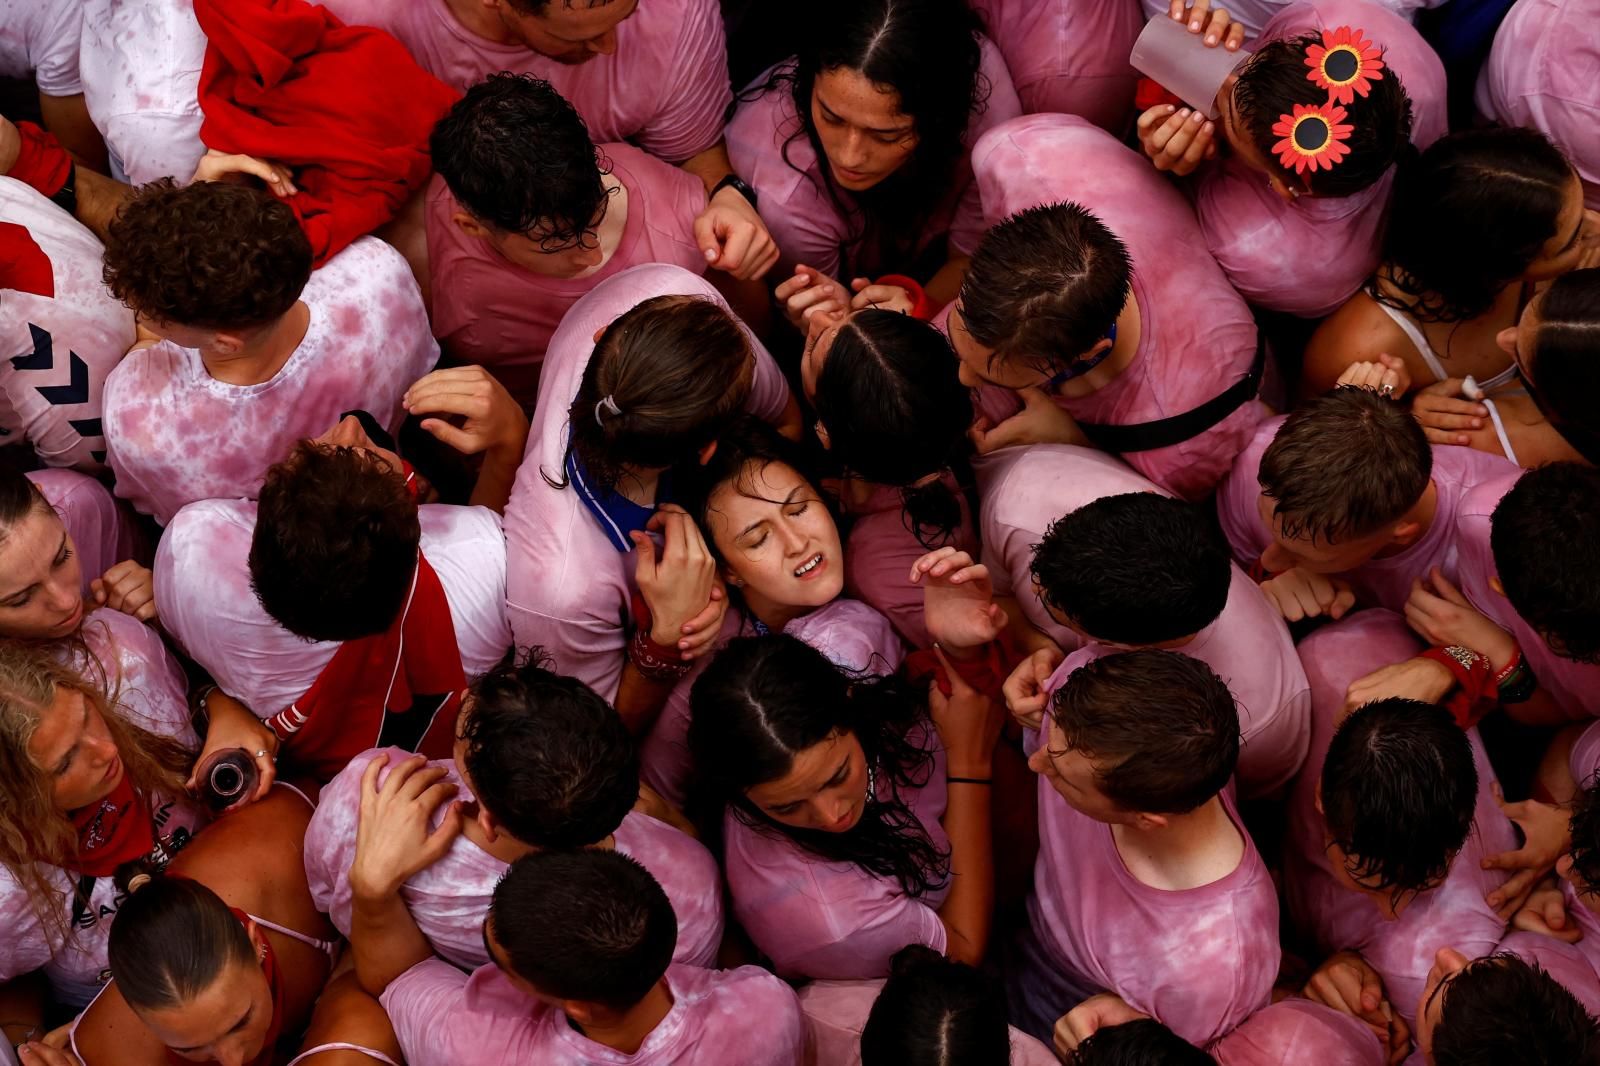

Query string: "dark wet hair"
[[689, 634, 948, 897], [107, 878, 256, 1013], [860, 945, 1010, 1066], [813, 310, 974, 547], [752, 0, 986, 277], [1524, 269, 1600, 465], [1068, 1019, 1215, 1065], [1490, 463, 1600, 664], [1433, 953, 1600, 1065], [1378, 127, 1572, 323]]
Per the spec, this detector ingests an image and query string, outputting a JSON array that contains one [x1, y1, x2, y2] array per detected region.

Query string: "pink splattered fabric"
[[725, 39, 1022, 281], [425, 143, 710, 404], [967, 0, 1142, 131], [967, 114, 1266, 500], [304, 749, 724, 970], [321, 0, 732, 164], [1209, 999, 1384, 1065], [0, 177, 135, 473], [78, 0, 207, 184], [103, 238, 439, 525], [841, 477, 977, 649], [382, 960, 807, 1066], [1285, 610, 1516, 1027], [0, 0, 82, 95]]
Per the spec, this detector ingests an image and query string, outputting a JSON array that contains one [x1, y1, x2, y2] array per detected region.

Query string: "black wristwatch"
[[50, 162, 78, 216], [711, 173, 759, 210]]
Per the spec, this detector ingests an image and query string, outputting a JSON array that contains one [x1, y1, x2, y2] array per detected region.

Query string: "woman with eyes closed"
[[637, 418, 906, 806], [725, 0, 1021, 330], [1304, 127, 1600, 403], [687, 629, 1005, 981]]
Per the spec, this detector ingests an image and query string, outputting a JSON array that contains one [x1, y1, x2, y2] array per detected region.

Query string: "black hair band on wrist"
[[948, 776, 993, 786]]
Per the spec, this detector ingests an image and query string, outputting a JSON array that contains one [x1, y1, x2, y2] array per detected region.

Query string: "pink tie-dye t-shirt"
[[103, 238, 439, 526], [382, 960, 807, 1066], [797, 978, 1060, 1066], [1192, 0, 1447, 316], [155, 499, 512, 722], [967, 114, 1266, 500], [1217, 419, 1523, 613], [304, 749, 724, 970], [1452, 472, 1600, 719], [967, 0, 1142, 131], [725, 39, 1022, 281], [1556, 722, 1600, 996], [29, 468, 144, 592], [1018, 764, 1279, 1044], [425, 143, 710, 404], [1286, 610, 1515, 1026], [0, 0, 81, 95], [1, 177, 135, 473], [641, 598, 904, 808], [0, 609, 203, 1008], [723, 722, 952, 980], [502, 264, 792, 702], [78, 0, 206, 185], [1475, 0, 1600, 210], [321, 0, 731, 164], [1209, 999, 1384, 1065], [841, 476, 977, 648]]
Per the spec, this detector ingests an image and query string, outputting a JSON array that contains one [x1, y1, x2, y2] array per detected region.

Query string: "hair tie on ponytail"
[[594, 394, 622, 429]]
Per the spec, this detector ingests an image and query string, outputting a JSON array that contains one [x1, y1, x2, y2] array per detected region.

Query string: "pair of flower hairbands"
[[1270, 26, 1385, 176]]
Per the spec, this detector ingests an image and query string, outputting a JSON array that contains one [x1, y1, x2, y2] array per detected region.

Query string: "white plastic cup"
[[1129, 15, 1249, 119]]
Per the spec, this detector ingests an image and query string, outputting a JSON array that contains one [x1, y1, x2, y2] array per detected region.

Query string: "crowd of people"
[[1, 0, 1598, 1061]]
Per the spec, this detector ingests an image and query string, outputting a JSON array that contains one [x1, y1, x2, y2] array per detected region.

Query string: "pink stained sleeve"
[[724, 817, 949, 980], [379, 960, 478, 1064], [947, 38, 1024, 257], [301, 752, 372, 938], [630, 0, 734, 164], [22, 0, 84, 98]]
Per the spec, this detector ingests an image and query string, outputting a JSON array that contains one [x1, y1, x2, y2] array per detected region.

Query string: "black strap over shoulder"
[[1076, 336, 1268, 455]]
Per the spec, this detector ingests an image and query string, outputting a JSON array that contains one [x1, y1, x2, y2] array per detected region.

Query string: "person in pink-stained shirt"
[[320, 0, 777, 285], [1476, 0, 1600, 212], [502, 264, 798, 714], [690, 633, 1005, 980], [24, 468, 149, 619], [642, 418, 905, 806], [1215, 388, 1520, 623], [1017, 649, 1278, 1045], [1053, 994, 1384, 1064], [950, 114, 1266, 501], [728, 0, 1022, 324], [0, 176, 134, 474], [799, 945, 1058, 1066], [1135, 0, 1445, 317], [303, 654, 722, 971], [354, 838, 805, 1066], [1022, 489, 1310, 798], [78, 0, 206, 186], [798, 309, 978, 647], [967, 0, 1142, 132], [0, 640, 203, 1011], [99, 180, 439, 526], [0, 0, 106, 170], [1286, 611, 1516, 1029], [1412, 947, 1600, 1064], [424, 73, 738, 405]]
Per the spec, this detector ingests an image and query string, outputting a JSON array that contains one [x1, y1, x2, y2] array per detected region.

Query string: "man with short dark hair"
[[303, 654, 724, 971], [345, 782, 806, 1066], [949, 113, 1265, 500], [424, 73, 759, 403], [1416, 949, 1600, 1065], [990, 451, 1309, 798], [99, 179, 440, 525], [322, 0, 776, 282], [1015, 648, 1279, 1045], [1217, 386, 1520, 626], [1288, 611, 1517, 1030]]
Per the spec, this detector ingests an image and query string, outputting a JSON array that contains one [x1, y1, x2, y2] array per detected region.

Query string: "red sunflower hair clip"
[[1305, 25, 1385, 105], [1272, 102, 1352, 174]]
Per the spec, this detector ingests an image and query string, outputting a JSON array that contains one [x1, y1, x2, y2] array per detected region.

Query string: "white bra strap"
[[246, 911, 341, 961], [287, 1042, 401, 1066]]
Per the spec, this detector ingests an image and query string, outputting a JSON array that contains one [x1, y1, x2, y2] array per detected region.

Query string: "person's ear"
[[1391, 520, 1423, 548], [814, 420, 832, 450], [1313, 780, 1323, 817], [722, 563, 744, 589], [1489, 575, 1506, 598], [1132, 811, 1169, 831], [697, 440, 718, 466], [1495, 326, 1519, 358], [209, 331, 245, 357], [452, 211, 492, 241], [563, 1000, 597, 1026], [1079, 335, 1113, 364], [478, 806, 500, 844]]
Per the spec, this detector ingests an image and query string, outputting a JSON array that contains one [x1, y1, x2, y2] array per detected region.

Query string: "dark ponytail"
[[813, 309, 974, 547], [688, 635, 948, 898], [1525, 269, 1600, 465], [549, 294, 755, 492], [861, 944, 1012, 1066], [107, 878, 255, 1013]]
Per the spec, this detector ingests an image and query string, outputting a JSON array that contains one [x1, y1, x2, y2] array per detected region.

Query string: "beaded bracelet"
[[629, 626, 692, 683], [1493, 647, 1538, 706]]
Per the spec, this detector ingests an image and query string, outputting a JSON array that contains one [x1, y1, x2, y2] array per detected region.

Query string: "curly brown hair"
[[101, 179, 313, 332], [249, 441, 421, 643]]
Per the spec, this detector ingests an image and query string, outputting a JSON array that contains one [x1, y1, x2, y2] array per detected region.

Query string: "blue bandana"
[[565, 448, 673, 553]]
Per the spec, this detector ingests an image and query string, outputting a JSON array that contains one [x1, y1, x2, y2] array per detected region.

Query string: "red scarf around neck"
[[67, 773, 156, 878], [268, 552, 465, 782]]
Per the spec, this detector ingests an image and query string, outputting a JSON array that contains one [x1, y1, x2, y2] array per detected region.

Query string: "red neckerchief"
[[0, 222, 55, 298], [268, 551, 464, 782], [165, 909, 287, 1066], [66, 773, 156, 878]]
